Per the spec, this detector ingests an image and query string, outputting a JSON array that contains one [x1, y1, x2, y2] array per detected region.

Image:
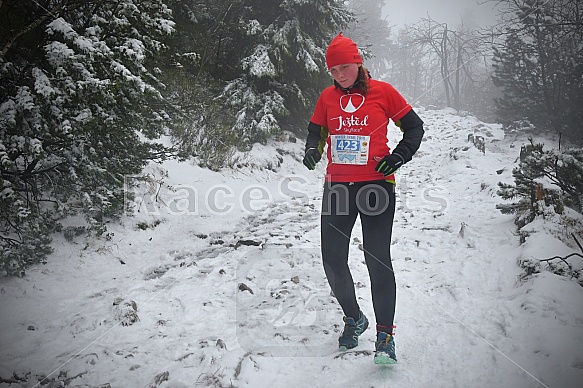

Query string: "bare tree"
[[393, 16, 494, 113]]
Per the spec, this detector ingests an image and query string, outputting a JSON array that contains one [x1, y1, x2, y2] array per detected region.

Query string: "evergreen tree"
[[217, 0, 353, 145], [155, 0, 239, 169], [0, 0, 175, 275], [497, 139, 583, 229], [164, 0, 353, 162], [0, 0, 354, 274], [492, 0, 583, 143]]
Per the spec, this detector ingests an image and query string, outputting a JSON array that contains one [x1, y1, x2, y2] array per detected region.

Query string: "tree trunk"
[[441, 26, 451, 107]]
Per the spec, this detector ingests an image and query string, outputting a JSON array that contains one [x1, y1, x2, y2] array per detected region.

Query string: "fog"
[[383, 0, 501, 29]]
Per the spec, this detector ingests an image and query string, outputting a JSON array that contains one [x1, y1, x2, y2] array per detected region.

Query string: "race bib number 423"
[[331, 135, 370, 165]]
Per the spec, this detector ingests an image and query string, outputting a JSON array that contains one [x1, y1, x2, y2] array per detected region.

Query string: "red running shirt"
[[310, 79, 412, 182]]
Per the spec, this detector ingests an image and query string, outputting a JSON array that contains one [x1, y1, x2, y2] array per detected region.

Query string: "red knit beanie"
[[325, 32, 363, 69]]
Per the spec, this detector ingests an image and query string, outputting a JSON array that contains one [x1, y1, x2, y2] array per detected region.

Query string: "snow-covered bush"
[[497, 139, 583, 230], [498, 139, 583, 285]]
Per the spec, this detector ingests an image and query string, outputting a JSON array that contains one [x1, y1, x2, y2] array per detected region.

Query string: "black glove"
[[375, 152, 405, 176], [303, 148, 321, 170]]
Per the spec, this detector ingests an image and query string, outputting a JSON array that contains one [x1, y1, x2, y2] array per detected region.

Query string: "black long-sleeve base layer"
[[320, 180, 397, 329]]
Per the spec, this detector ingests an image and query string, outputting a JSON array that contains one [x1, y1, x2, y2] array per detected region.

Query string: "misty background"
[[382, 0, 501, 29]]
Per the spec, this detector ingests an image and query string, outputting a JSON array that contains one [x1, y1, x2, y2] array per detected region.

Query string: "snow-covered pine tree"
[[497, 139, 583, 229], [159, 0, 353, 168], [197, 0, 353, 149], [0, 0, 175, 275]]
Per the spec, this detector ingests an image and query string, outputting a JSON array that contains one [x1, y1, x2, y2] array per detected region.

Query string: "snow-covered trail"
[[221, 111, 548, 388], [1, 109, 582, 388], [384, 112, 538, 387]]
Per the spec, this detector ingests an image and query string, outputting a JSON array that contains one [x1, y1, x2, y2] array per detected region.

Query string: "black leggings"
[[321, 180, 396, 329]]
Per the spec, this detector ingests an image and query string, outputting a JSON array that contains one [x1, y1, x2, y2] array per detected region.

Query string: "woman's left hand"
[[374, 153, 405, 176]]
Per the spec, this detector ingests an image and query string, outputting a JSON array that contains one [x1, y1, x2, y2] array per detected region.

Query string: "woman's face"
[[329, 63, 361, 88]]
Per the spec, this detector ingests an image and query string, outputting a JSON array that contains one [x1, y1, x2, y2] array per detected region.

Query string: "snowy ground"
[[1, 108, 582, 388]]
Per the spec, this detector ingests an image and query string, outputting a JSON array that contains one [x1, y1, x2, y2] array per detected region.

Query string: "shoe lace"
[[341, 323, 357, 338], [377, 333, 395, 353], [341, 315, 365, 338]]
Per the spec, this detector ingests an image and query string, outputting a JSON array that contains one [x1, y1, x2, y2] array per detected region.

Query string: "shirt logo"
[[340, 93, 365, 113]]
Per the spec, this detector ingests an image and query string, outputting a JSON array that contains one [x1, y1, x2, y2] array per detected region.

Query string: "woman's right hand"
[[303, 148, 321, 170]]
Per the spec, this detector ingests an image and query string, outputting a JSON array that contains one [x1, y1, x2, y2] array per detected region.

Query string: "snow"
[[45, 42, 76, 66], [120, 39, 146, 62], [1, 109, 583, 387], [46, 18, 76, 40], [241, 45, 277, 78], [32, 68, 56, 98], [246, 20, 262, 36], [297, 48, 320, 73]]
